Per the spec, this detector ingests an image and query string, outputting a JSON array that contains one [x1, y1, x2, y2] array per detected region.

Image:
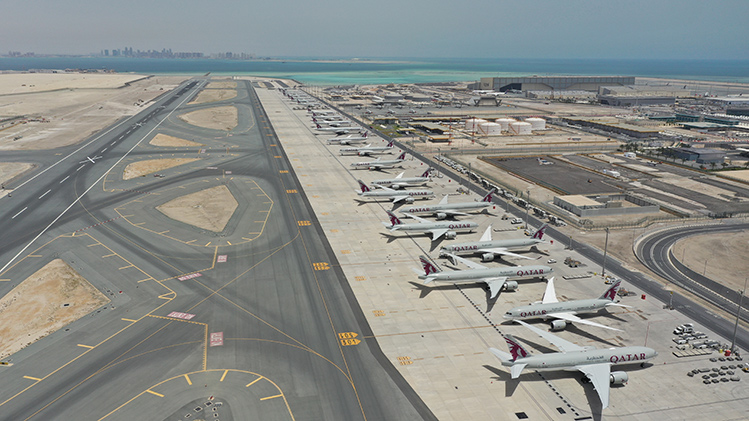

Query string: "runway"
[[0, 79, 432, 420]]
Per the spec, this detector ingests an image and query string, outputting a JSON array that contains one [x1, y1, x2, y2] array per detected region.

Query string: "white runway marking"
[[76, 165, 85, 171], [59, 176, 69, 184], [12, 207, 27, 219], [38, 190, 51, 199]]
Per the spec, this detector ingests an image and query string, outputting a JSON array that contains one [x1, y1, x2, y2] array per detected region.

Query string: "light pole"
[[525, 189, 530, 230], [602, 227, 610, 278], [730, 277, 748, 354]]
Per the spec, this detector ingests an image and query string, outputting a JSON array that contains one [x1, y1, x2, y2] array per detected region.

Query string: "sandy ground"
[[0, 259, 109, 360], [122, 158, 199, 180], [148, 133, 202, 147], [0, 74, 187, 150], [156, 185, 238, 232], [0, 162, 34, 185], [673, 231, 749, 293], [722, 169, 749, 182], [178, 106, 238, 131], [188, 89, 237, 105], [206, 81, 236, 89]]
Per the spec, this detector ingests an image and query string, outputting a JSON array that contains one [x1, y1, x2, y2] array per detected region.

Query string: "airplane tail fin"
[[386, 210, 403, 226], [600, 279, 621, 301], [419, 255, 441, 278], [386, 140, 394, 148], [531, 223, 549, 240], [316, 123, 322, 129], [357, 179, 371, 193], [363, 131, 368, 137], [481, 188, 497, 203], [503, 334, 530, 361], [396, 152, 406, 160], [421, 168, 431, 178]]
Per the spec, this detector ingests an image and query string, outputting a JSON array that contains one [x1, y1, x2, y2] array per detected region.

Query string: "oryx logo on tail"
[[420, 168, 431, 178], [601, 280, 621, 301], [481, 188, 497, 203], [396, 152, 406, 160], [386, 210, 403, 226], [504, 335, 530, 361], [532, 223, 549, 240], [419, 256, 439, 276], [357, 180, 371, 193]]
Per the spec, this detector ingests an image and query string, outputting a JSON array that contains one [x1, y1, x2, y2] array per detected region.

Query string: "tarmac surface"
[[0, 79, 431, 420]]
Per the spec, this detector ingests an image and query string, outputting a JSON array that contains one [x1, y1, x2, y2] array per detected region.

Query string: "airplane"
[[309, 110, 337, 116], [79, 156, 102, 164], [371, 169, 431, 189], [398, 189, 496, 220], [350, 152, 407, 170], [315, 123, 361, 135], [326, 134, 368, 145], [503, 278, 629, 331], [439, 223, 548, 261], [490, 320, 657, 409], [355, 179, 433, 204], [340, 141, 394, 156], [384, 210, 478, 241], [312, 117, 347, 126], [418, 254, 552, 298]]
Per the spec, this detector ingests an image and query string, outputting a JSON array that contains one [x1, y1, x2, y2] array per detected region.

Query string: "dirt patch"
[[149, 134, 203, 148], [0, 259, 109, 360], [672, 231, 749, 292], [122, 158, 199, 180], [188, 89, 237, 105], [178, 106, 238, 131], [0, 162, 34, 185], [206, 81, 236, 89], [156, 185, 238, 232]]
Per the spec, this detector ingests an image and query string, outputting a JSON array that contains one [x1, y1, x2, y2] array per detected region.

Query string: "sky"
[[1, 0, 747, 60]]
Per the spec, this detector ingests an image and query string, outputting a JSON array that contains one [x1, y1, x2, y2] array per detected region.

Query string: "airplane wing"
[[407, 214, 431, 223], [378, 185, 395, 192], [429, 229, 448, 241], [479, 225, 493, 242], [395, 171, 404, 179], [541, 277, 558, 304], [576, 363, 612, 409], [484, 277, 508, 299], [391, 195, 410, 204], [510, 363, 527, 379], [439, 195, 449, 205], [551, 312, 622, 332], [444, 253, 487, 270], [441, 210, 470, 217], [516, 320, 584, 353], [477, 247, 534, 260]]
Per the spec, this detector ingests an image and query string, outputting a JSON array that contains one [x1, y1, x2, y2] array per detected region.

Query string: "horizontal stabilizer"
[[510, 363, 527, 379], [489, 347, 512, 363], [605, 302, 632, 308]]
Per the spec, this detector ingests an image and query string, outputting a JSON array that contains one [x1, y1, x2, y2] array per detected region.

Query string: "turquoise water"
[[1, 57, 747, 85]]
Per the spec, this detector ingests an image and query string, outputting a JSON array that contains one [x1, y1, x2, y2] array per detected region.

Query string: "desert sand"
[[672, 231, 749, 293], [0, 162, 34, 186], [156, 185, 238, 232], [122, 158, 199, 180], [178, 106, 238, 131], [0, 259, 109, 360], [149, 133, 202, 147], [189, 89, 237, 104]]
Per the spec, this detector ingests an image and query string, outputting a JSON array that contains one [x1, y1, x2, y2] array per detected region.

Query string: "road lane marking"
[[121, 318, 137, 323], [246, 377, 262, 387], [38, 190, 51, 199], [11, 207, 27, 219], [101, 148, 107, 152], [260, 394, 282, 401], [220, 370, 228, 382], [59, 176, 69, 183], [146, 390, 163, 397]]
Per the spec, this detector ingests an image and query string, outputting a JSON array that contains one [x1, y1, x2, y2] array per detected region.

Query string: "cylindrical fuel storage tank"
[[465, 118, 487, 132], [525, 117, 546, 130], [495, 118, 516, 132], [478, 122, 502, 136], [509, 121, 532, 135]]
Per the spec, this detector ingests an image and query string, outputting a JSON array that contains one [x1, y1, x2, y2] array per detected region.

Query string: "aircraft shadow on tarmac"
[[499, 320, 622, 348], [407, 281, 502, 311]]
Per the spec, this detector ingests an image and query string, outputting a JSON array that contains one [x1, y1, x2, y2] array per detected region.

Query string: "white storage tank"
[[495, 118, 516, 132], [509, 121, 532, 135], [465, 118, 487, 132], [525, 117, 546, 131], [478, 122, 502, 136]]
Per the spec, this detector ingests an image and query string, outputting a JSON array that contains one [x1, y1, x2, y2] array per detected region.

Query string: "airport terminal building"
[[479, 76, 635, 92]]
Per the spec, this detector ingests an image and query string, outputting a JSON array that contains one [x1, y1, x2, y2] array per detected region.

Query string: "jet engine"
[[390, 184, 402, 190], [502, 281, 519, 291], [358, 151, 368, 156], [481, 253, 496, 262], [609, 371, 628, 385], [405, 197, 415, 204], [550, 320, 567, 331], [436, 212, 448, 220], [444, 231, 457, 240]]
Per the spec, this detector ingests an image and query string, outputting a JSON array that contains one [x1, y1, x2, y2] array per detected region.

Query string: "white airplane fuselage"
[[371, 177, 429, 189], [391, 220, 478, 236], [419, 265, 551, 283], [359, 190, 433, 202], [441, 238, 543, 256], [399, 201, 492, 217], [351, 158, 404, 170], [502, 346, 657, 372], [504, 298, 615, 320], [340, 146, 393, 156]]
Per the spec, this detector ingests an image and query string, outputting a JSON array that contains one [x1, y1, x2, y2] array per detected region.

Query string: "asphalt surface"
[[0, 80, 432, 420]]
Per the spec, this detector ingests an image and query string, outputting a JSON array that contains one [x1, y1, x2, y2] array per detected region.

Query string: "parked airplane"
[[490, 320, 657, 409], [503, 278, 629, 331], [439, 223, 548, 261], [355, 180, 433, 204], [384, 211, 478, 241], [309, 110, 337, 116], [371, 169, 431, 189], [313, 118, 348, 126], [340, 141, 394, 156], [350, 152, 406, 170], [326, 134, 368, 145], [399, 189, 496, 219], [315, 123, 361, 134], [418, 254, 552, 298]]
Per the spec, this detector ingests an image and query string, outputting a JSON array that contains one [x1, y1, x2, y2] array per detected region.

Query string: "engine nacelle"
[[358, 151, 368, 156], [481, 253, 496, 262], [444, 231, 457, 240], [390, 184, 402, 190], [436, 212, 448, 220], [405, 197, 415, 204], [610, 371, 628, 385], [550, 320, 567, 331], [502, 281, 519, 291]]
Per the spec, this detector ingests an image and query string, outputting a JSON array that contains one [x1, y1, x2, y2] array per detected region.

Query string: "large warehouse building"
[[479, 76, 634, 92]]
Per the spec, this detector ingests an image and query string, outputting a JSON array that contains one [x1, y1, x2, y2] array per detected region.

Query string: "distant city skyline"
[[1, 0, 747, 60]]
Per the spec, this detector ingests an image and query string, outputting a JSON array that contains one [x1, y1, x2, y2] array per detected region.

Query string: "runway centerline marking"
[[59, 176, 69, 183], [11, 207, 27, 219], [38, 190, 51, 199]]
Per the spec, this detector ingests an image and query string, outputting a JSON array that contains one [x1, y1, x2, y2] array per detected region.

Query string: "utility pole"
[[730, 277, 748, 355], [602, 227, 610, 278], [524, 189, 530, 230]]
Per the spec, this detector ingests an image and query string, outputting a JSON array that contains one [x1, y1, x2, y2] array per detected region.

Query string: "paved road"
[[0, 80, 433, 420]]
